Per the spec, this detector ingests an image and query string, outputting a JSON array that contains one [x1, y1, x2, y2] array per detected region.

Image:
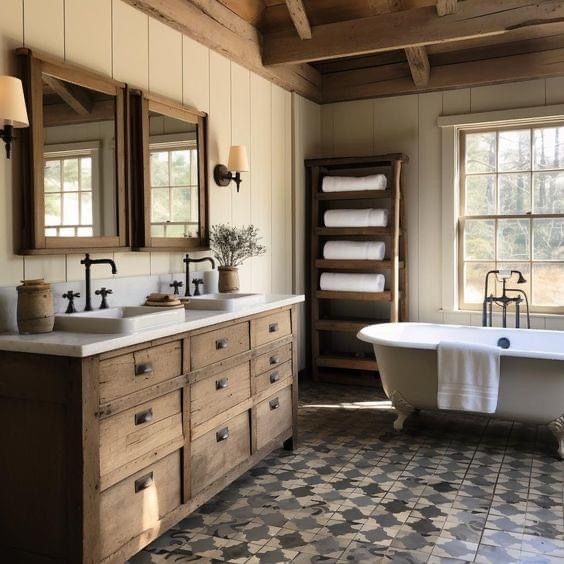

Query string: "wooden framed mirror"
[[130, 91, 208, 251], [16, 49, 128, 253]]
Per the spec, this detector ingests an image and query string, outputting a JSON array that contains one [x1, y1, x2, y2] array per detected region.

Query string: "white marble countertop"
[[0, 295, 305, 358]]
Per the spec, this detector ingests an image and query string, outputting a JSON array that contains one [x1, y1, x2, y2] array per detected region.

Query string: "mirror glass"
[[42, 74, 117, 238], [149, 110, 200, 239]]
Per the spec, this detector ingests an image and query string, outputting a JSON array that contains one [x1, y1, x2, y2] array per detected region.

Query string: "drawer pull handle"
[[270, 355, 281, 365], [270, 371, 280, 384], [216, 338, 229, 350], [269, 323, 279, 333], [216, 427, 230, 442], [269, 398, 280, 410], [135, 408, 154, 426], [135, 363, 153, 376], [134, 472, 154, 493], [216, 378, 229, 390]]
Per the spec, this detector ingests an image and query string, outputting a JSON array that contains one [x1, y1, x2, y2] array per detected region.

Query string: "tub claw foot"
[[390, 391, 415, 432], [548, 414, 564, 460]]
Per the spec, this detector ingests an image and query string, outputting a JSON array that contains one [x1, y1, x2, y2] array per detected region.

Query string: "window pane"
[[464, 220, 495, 260], [170, 150, 190, 186], [44, 160, 61, 192], [44, 194, 61, 226], [498, 173, 531, 215], [498, 129, 530, 172], [80, 192, 92, 226], [45, 227, 57, 237], [171, 188, 190, 222], [63, 158, 79, 191], [533, 263, 564, 306], [497, 263, 531, 302], [150, 151, 169, 187], [497, 219, 530, 261], [62, 192, 79, 225], [190, 150, 198, 185], [151, 224, 165, 237], [166, 224, 186, 237], [80, 157, 92, 190], [465, 175, 495, 215], [533, 171, 564, 214], [466, 132, 496, 173], [151, 188, 170, 222], [464, 262, 494, 304], [533, 126, 564, 170], [533, 218, 564, 260], [77, 226, 93, 236], [58, 227, 75, 237]]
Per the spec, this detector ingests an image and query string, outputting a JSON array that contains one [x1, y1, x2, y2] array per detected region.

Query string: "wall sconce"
[[0, 76, 29, 159], [213, 145, 249, 193]]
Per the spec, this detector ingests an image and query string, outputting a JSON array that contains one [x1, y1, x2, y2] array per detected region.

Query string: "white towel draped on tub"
[[324, 208, 388, 228], [322, 174, 387, 192], [437, 342, 501, 414], [323, 240, 385, 260], [320, 273, 385, 293]]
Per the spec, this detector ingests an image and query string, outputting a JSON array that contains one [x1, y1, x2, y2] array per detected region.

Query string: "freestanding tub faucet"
[[81, 253, 118, 311], [482, 269, 530, 329], [183, 254, 215, 297]]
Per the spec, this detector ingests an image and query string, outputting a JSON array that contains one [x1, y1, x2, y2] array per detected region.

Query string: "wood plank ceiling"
[[127, 0, 564, 103]]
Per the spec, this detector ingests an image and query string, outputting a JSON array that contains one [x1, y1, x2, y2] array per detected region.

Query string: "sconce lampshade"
[[227, 145, 249, 172], [0, 76, 29, 128]]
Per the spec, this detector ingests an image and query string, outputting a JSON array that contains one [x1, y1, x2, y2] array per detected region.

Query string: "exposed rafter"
[[43, 75, 93, 116], [436, 0, 457, 16], [285, 0, 312, 39], [263, 0, 564, 65], [404, 46, 430, 86]]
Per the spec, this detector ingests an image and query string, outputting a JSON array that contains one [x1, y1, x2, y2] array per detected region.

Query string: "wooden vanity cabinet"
[[0, 305, 298, 564]]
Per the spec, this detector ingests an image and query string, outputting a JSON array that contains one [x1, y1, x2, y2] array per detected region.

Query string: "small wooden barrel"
[[218, 267, 240, 293], [16, 279, 55, 334]]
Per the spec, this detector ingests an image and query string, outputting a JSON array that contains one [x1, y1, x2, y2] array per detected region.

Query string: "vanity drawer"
[[191, 362, 251, 428], [99, 390, 183, 480], [191, 411, 251, 495], [255, 361, 292, 396], [256, 386, 293, 450], [99, 341, 182, 404], [252, 310, 292, 347], [191, 321, 250, 370], [100, 450, 181, 559], [255, 343, 292, 375]]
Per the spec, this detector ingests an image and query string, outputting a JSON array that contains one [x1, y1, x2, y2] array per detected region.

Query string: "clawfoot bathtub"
[[357, 323, 564, 458]]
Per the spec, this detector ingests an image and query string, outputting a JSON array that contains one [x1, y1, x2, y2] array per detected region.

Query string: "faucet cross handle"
[[62, 290, 81, 314], [169, 280, 184, 295], [95, 287, 113, 310], [192, 278, 204, 296]]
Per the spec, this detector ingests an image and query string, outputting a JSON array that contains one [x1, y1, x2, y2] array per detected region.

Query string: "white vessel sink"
[[185, 293, 266, 311], [54, 306, 186, 334]]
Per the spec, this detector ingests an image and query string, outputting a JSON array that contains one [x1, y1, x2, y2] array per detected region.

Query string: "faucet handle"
[[169, 280, 184, 295], [94, 287, 112, 310], [62, 290, 80, 314]]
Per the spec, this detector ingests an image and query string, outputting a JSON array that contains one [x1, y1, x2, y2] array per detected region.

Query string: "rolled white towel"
[[320, 272, 385, 293], [322, 174, 387, 192], [323, 241, 385, 260], [324, 208, 388, 228]]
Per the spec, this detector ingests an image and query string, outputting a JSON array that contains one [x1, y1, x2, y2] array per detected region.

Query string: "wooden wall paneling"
[[24, 255, 66, 282], [320, 104, 335, 157], [442, 88, 470, 115], [23, 0, 64, 58], [66, 253, 115, 282], [250, 74, 272, 293], [417, 92, 444, 323], [470, 79, 546, 113], [65, 0, 112, 75], [332, 100, 374, 156], [182, 35, 210, 113], [283, 89, 293, 293], [148, 18, 183, 102], [546, 77, 564, 105], [208, 52, 232, 228], [112, 0, 149, 89], [113, 251, 152, 277]]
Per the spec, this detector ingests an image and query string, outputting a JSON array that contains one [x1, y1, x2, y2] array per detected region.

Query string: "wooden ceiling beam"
[[436, 0, 457, 16], [404, 46, 430, 86], [43, 75, 93, 116], [263, 0, 564, 65], [323, 47, 564, 103], [285, 0, 312, 39], [122, 0, 321, 102]]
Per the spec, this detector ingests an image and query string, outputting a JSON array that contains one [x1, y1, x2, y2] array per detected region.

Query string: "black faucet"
[[183, 254, 215, 297], [482, 269, 530, 329], [81, 253, 118, 311]]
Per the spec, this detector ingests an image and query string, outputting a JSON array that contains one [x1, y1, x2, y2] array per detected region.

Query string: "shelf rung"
[[315, 319, 387, 332], [315, 259, 404, 270], [316, 290, 393, 302], [316, 189, 393, 201], [316, 227, 392, 236], [317, 355, 378, 371]]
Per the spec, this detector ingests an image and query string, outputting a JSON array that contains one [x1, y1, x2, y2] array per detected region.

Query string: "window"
[[460, 125, 564, 312], [44, 145, 99, 237], [149, 141, 199, 238]]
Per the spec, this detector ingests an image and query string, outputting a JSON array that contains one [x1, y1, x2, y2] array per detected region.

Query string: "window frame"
[[458, 123, 564, 314]]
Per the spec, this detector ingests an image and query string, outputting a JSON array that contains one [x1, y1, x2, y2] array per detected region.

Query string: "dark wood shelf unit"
[[306, 154, 408, 385]]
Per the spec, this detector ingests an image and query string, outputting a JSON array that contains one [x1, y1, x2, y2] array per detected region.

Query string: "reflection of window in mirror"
[[149, 113, 199, 239], [42, 74, 117, 238]]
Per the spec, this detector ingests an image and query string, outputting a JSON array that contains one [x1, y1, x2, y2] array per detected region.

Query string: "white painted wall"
[[321, 78, 564, 331], [0, 0, 296, 297]]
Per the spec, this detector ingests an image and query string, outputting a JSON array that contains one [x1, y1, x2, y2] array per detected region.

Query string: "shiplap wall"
[[0, 0, 294, 295], [321, 78, 564, 330]]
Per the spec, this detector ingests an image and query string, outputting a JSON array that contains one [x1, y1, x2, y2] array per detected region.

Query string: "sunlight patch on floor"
[[301, 400, 393, 410]]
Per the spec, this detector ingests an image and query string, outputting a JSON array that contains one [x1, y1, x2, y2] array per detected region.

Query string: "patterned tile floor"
[[130, 381, 563, 563]]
